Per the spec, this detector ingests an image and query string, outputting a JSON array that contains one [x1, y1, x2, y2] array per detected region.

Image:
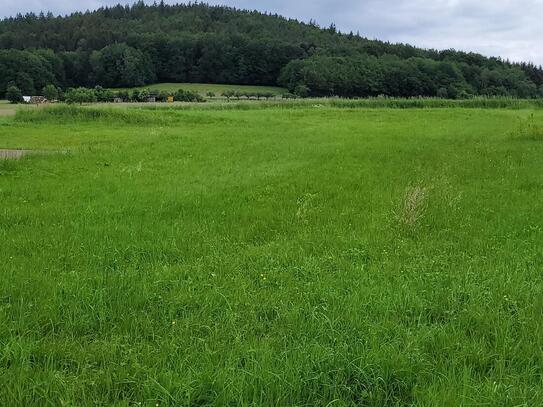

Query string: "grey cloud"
[[1, 0, 542, 64]]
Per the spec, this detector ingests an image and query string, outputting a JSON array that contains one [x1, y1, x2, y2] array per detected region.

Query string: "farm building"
[[23, 96, 47, 104]]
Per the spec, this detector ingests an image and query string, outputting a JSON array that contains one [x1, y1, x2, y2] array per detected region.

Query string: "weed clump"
[[514, 114, 543, 140], [399, 185, 428, 228]]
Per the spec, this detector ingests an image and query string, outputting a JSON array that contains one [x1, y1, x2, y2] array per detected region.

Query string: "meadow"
[[1, 103, 543, 406], [109, 83, 287, 96]]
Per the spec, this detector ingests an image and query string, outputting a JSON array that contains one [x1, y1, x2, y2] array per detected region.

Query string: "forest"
[[1, 1, 542, 98]]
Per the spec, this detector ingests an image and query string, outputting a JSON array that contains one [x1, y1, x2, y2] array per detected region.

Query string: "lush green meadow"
[[110, 83, 287, 96], [1, 104, 543, 406]]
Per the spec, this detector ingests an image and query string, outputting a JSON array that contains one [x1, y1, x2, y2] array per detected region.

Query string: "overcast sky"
[[1, 0, 542, 65]]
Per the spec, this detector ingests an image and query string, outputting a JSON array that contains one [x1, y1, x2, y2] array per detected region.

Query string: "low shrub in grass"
[[174, 89, 205, 102]]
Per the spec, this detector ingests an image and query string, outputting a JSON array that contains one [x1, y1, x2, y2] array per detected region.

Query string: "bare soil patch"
[[0, 107, 16, 116], [0, 149, 35, 159]]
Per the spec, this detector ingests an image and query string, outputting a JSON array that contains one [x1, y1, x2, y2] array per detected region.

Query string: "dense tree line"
[[1, 2, 542, 98], [279, 55, 542, 98]]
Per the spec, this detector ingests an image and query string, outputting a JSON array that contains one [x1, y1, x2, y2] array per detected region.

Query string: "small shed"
[[113, 97, 123, 103], [29, 96, 47, 105]]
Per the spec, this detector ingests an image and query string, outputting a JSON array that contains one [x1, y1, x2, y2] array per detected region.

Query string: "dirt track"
[[0, 107, 15, 116], [0, 149, 31, 159]]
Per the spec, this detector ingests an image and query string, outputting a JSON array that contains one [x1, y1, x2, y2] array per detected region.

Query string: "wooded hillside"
[[1, 1, 542, 98]]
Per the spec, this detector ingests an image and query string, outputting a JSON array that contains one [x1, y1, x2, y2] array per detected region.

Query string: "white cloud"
[[1, 0, 542, 65]]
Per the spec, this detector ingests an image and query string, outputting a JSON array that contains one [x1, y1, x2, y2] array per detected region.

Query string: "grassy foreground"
[[1, 105, 543, 405]]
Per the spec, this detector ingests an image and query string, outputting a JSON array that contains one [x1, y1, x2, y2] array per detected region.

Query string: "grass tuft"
[[399, 185, 429, 229], [514, 114, 543, 140]]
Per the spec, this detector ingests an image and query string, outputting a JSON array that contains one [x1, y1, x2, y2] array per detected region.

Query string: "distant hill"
[[1, 1, 542, 98]]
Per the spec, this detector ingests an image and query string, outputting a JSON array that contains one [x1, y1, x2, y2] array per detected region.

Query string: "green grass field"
[[110, 82, 287, 96], [1, 104, 543, 405]]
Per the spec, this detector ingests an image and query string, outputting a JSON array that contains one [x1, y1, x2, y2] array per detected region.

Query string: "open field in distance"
[[109, 82, 287, 95], [1, 104, 543, 405]]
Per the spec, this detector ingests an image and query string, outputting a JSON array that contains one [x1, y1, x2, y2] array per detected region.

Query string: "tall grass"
[[149, 96, 543, 111], [14, 105, 176, 125], [13, 97, 543, 125], [513, 114, 543, 140]]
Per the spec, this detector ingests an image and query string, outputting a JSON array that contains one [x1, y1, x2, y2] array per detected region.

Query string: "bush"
[[6, 85, 23, 104], [156, 91, 171, 102], [42, 84, 59, 101], [129, 90, 140, 102], [294, 84, 310, 98], [222, 90, 235, 100], [94, 86, 115, 102], [138, 89, 150, 102], [116, 90, 129, 102], [174, 89, 204, 102], [65, 87, 97, 104], [436, 88, 448, 98]]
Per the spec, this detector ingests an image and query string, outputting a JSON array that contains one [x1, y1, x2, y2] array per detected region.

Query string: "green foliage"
[[116, 90, 129, 102], [280, 55, 539, 99], [93, 86, 115, 102], [64, 87, 97, 104], [42, 84, 59, 101], [5, 85, 23, 104], [155, 90, 171, 102], [0, 4, 541, 97], [294, 84, 310, 98], [222, 90, 235, 100], [89, 43, 156, 88], [173, 89, 204, 102], [137, 88, 150, 102], [129, 89, 140, 102], [0, 49, 57, 95]]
